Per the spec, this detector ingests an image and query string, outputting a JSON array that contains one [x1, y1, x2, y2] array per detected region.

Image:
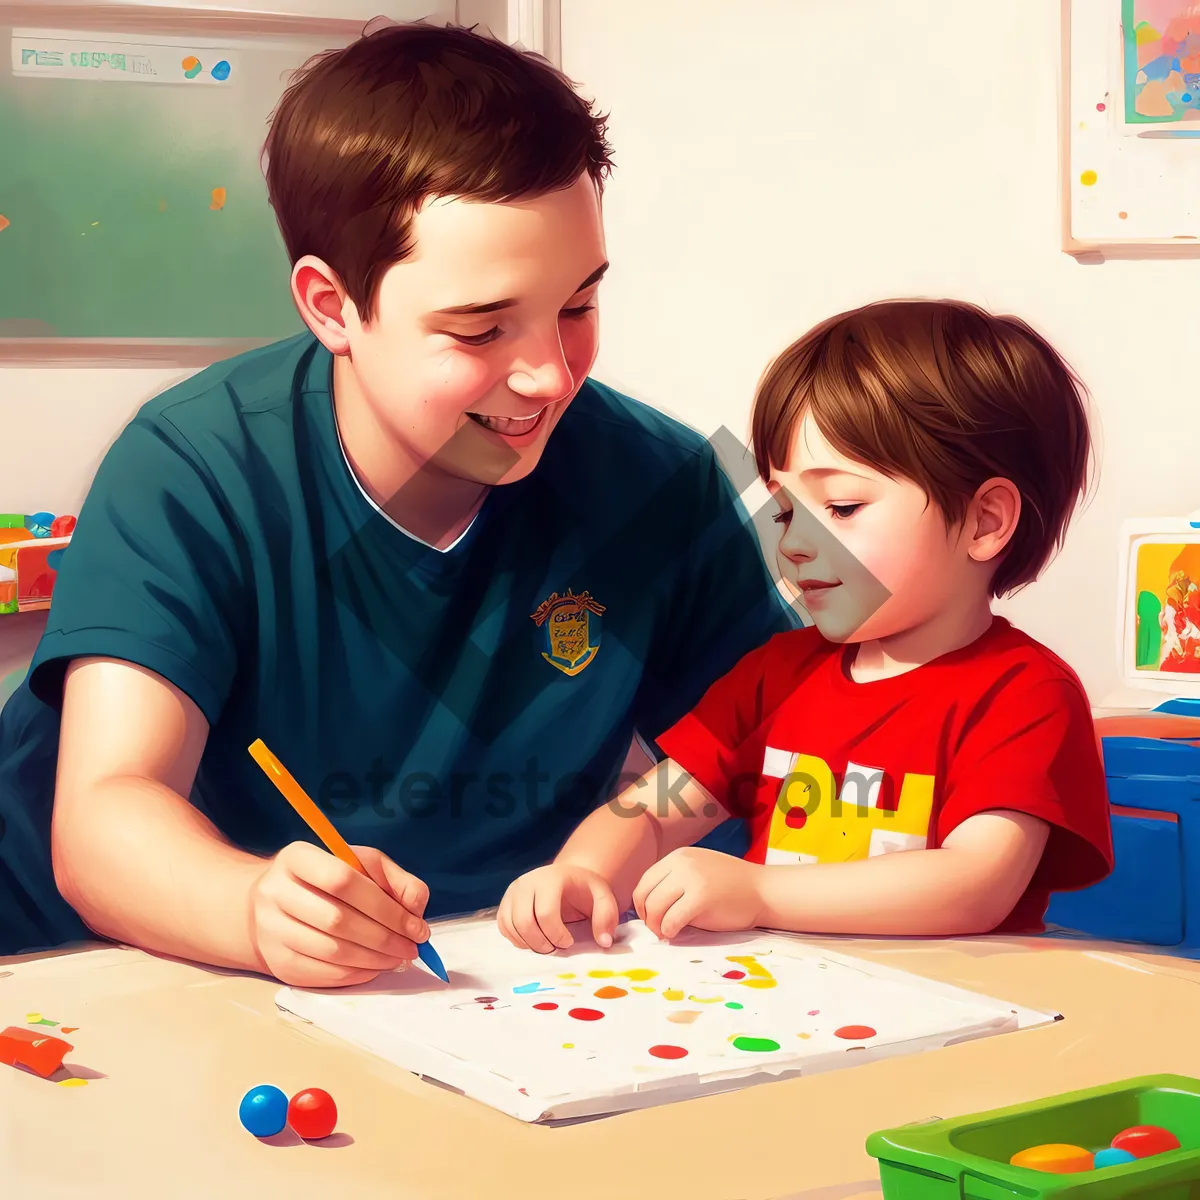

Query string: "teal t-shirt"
[[0, 333, 798, 952]]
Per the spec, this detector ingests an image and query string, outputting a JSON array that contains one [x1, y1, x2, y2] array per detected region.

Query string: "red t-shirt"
[[656, 617, 1113, 933]]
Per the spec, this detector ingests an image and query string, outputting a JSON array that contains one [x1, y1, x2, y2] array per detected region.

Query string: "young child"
[[498, 299, 1115, 952]]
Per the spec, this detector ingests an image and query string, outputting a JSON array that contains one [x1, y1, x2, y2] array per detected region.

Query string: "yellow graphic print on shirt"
[[761, 750, 935, 865]]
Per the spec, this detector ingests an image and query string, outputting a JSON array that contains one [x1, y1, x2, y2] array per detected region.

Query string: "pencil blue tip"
[[418, 939, 448, 983]]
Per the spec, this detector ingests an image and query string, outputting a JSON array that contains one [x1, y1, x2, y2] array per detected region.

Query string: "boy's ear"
[[967, 477, 1021, 564], [291, 255, 353, 355]]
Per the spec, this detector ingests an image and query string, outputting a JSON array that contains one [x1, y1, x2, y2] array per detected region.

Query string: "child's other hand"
[[633, 847, 764, 940], [248, 841, 430, 988], [497, 864, 620, 954]]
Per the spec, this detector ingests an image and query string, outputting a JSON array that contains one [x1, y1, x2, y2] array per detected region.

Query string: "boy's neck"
[[331, 356, 489, 550], [847, 596, 996, 683]]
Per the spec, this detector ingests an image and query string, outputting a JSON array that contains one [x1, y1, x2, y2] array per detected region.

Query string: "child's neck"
[[332, 356, 489, 550], [847, 596, 996, 683]]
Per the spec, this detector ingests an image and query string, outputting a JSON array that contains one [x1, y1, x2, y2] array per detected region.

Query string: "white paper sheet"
[[275, 918, 1059, 1123]]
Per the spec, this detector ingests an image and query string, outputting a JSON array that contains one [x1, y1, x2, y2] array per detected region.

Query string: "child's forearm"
[[554, 799, 662, 911], [52, 774, 267, 972], [754, 848, 1013, 937]]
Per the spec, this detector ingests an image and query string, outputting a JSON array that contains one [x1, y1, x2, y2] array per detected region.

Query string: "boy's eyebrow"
[[433, 262, 609, 316], [798, 466, 876, 482]]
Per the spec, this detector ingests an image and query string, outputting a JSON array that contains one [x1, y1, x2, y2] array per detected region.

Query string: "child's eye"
[[561, 304, 596, 319], [773, 509, 792, 525], [448, 327, 502, 346], [828, 503, 862, 520]]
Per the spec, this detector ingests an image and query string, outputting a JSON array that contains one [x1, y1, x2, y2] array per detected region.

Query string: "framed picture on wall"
[[1062, 0, 1200, 258]]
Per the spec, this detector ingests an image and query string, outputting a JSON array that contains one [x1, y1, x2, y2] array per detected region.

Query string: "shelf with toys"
[[0, 512, 77, 615]]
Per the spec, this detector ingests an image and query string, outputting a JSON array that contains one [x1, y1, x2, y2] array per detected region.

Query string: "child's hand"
[[248, 841, 430, 987], [497, 864, 620, 953], [633, 847, 764, 939]]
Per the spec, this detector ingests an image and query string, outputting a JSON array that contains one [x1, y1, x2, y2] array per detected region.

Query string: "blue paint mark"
[[1184, 93, 1194, 102], [512, 982, 553, 994], [1142, 54, 1180, 82], [211, 60, 230, 81]]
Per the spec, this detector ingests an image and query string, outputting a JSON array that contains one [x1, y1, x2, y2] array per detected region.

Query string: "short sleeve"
[[654, 637, 778, 817], [27, 414, 249, 725], [634, 444, 800, 746], [937, 675, 1113, 892]]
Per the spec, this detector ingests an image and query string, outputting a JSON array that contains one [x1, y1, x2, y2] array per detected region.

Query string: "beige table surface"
[[3, 929, 1200, 1200]]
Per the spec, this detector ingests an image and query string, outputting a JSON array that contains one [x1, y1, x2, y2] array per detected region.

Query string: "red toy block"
[[0, 1026, 73, 1077]]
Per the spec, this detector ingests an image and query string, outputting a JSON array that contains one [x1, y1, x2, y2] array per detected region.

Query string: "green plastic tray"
[[866, 1074, 1200, 1198]]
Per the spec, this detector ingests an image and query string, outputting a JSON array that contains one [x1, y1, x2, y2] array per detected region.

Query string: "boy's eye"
[[828, 503, 862, 519], [448, 327, 502, 346], [561, 304, 596, 319], [772, 509, 792, 525]]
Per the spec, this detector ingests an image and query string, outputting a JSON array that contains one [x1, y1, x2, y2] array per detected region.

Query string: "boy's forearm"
[[554, 799, 661, 910], [52, 775, 267, 972], [754, 848, 1009, 937]]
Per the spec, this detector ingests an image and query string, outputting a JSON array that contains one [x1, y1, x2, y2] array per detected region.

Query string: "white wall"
[[560, 0, 1199, 706]]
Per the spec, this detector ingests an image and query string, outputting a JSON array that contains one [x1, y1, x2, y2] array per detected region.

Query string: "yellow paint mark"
[[631, 986, 655, 993], [25, 1013, 41, 1023], [619, 968, 657, 982], [797, 1032, 811, 1039], [1136, 22, 1161, 45], [1079, 120, 1087, 129], [587, 970, 614, 979], [0, 215, 10, 233], [740, 978, 778, 989], [726, 955, 771, 979], [209, 187, 227, 210], [57, 1078, 87, 1087], [562, 1043, 574, 1049], [557, 973, 575, 979], [688, 995, 725, 1004], [663, 989, 684, 1001], [1080, 169, 1098, 187]]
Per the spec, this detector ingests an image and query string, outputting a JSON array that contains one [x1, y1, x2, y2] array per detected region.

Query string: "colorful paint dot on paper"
[[1080, 170, 1098, 186], [722, 970, 746, 979], [60, 1027, 78, 1034], [621, 968, 657, 982], [725, 1002, 743, 1010], [1097, 101, 1106, 111], [688, 995, 724, 1004], [209, 187, 227, 210], [808, 1010, 820, 1016], [562, 1043, 574, 1049], [513, 982, 547, 994], [24, 1013, 41, 1023], [834, 1025, 877, 1040], [730, 1036, 781, 1053], [663, 989, 684, 1001], [725, 955, 771, 978], [587, 970, 614, 979], [648, 1044, 688, 1060], [533, 1002, 558, 1011], [594, 986, 627, 999], [0, 215, 10, 232], [568, 1008, 604, 1021], [739, 978, 777, 989], [1119, 211, 1128, 219], [797, 1032, 811, 1039], [667, 1010, 701, 1024], [631, 986, 655, 993], [557, 973, 575, 979], [211, 60, 231, 81], [182, 56, 202, 78]]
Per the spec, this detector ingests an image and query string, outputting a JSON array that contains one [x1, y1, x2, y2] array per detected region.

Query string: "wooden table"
[[3, 929, 1200, 1200]]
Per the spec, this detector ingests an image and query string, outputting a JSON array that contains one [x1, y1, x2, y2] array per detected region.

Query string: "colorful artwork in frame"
[[1123, 0, 1200, 125]]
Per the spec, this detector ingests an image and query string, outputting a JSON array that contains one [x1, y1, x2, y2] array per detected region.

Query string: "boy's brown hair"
[[263, 21, 614, 322], [751, 299, 1093, 597]]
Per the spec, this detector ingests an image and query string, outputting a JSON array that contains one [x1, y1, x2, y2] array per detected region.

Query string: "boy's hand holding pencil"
[[246, 739, 438, 989]]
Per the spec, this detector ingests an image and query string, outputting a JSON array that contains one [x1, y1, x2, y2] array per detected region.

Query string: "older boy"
[[499, 299, 1114, 952], [0, 24, 795, 982]]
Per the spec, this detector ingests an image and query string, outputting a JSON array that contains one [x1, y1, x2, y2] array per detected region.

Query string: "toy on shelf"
[[867, 1074, 1200, 1197], [0, 513, 76, 614]]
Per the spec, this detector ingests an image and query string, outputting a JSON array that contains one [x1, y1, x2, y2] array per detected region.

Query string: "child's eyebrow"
[[798, 466, 875, 483], [433, 262, 609, 316]]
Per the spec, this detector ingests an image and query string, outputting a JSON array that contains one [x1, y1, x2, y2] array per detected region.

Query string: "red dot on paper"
[[1097, 102, 1106, 111], [568, 1008, 604, 1021], [533, 1002, 558, 1011], [648, 1044, 689, 1059], [834, 1024, 877, 1040], [722, 970, 746, 979]]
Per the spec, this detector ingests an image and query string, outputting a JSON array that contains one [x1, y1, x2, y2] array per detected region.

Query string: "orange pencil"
[[248, 738, 447, 981]]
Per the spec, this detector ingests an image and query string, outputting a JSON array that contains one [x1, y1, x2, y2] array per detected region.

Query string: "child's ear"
[[291, 256, 352, 355], [967, 478, 1021, 564]]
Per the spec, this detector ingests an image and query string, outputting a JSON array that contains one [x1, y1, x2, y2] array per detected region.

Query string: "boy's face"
[[767, 413, 974, 643], [337, 172, 606, 487]]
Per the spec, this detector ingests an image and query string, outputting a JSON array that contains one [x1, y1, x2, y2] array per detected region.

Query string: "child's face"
[[768, 413, 975, 643], [341, 172, 606, 486]]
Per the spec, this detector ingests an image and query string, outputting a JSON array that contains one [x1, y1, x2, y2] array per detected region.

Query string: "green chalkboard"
[[0, 24, 345, 340]]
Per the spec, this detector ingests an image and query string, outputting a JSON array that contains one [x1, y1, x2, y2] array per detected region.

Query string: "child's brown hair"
[[751, 299, 1093, 597], [263, 21, 614, 322]]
